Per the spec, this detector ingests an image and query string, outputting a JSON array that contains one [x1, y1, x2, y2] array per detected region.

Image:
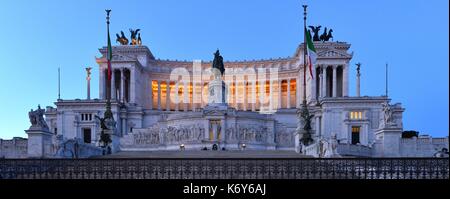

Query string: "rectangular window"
[[83, 128, 92, 144], [351, 126, 360, 145], [350, 111, 363, 120]]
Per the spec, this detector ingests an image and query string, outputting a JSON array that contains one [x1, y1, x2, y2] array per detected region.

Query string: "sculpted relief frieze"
[[131, 124, 206, 146]]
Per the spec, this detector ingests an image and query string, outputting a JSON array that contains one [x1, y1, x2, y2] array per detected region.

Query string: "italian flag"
[[107, 27, 113, 81], [305, 29, 317, 79]]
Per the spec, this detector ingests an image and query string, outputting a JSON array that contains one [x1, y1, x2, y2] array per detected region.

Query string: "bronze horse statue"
[[116, 31, 129, 45], [308, 25, 321, 41], [320, 28, 333, 42], [130, 29, 141, 45]]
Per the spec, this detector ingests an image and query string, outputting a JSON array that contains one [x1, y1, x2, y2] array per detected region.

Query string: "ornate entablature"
[[294, 41, 353, 60], [149, 57, 299, 73], [97, 45, 154, 67]]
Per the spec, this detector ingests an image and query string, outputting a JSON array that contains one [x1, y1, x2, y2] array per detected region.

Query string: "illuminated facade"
[[37, 41, 448, 158]]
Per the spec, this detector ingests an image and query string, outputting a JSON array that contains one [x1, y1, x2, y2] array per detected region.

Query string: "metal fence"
[[0, 158, 448, 179]]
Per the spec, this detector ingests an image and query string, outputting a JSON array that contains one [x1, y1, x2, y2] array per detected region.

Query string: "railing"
[[303, 143, 320, 157], [0, 158, 448, 179]]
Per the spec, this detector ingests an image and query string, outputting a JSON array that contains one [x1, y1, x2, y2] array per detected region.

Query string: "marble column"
[[192, 83, 196, 111], [343, 64, 349, 97], [243, 81, 247, 111], [220, 119, 226, 141], [183, 82, 188, 111], [322, 66, 327, 98], [235, 81, 239, 110], [356, 68, 361, 97], [157, 80, 161, 110], [99, 68, 105, 100], [251, 81, 256, 112], [332, 65, 337, 98], [296, 76, 301, 108], [111, 70, 116, 100], [319, 72, 323, 99], [287, 79, 291, 109], [175, 83, 179, 112], [149, 80, 153, 110], [166, 81, 171, 111], [121, 68, 125, 103], [130, 67, 136, 103], [311, 67, 316, 102], [278, 79, 282, 109]]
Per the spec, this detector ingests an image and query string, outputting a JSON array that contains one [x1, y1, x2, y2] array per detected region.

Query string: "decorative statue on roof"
[[356, 63, 361, 75], [212, 49, 225, 77], [319, 27, 333, 42], [308, 25, 321, 41], [28, 105, 49, 131], [137, 33, 142, 46], [130, 29, 141, 45], [116, 31, 129, 45], [380, 101, 395, 128]]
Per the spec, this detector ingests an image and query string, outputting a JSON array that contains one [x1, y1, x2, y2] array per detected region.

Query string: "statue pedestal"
[[25, 127, 53, 158], [208, 78, 226, 104], [374, 126, 402, 157]]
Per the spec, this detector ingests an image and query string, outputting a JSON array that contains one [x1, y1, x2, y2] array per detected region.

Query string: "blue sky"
[[0, 0, 448, 139]]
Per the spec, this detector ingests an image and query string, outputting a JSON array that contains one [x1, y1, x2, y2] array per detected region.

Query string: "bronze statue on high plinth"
[[212, 49, 225, 76]]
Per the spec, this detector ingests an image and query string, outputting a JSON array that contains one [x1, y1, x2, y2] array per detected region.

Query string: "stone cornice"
[[99, 45, 155, 60]]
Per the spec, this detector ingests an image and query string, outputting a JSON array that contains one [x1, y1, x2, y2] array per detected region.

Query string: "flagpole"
[[58, 67, 61, 100], [106, 9, 111, 101], [386, 62, 388, 98], [297, 4, 314, 147], [302, 5, 307, 105]]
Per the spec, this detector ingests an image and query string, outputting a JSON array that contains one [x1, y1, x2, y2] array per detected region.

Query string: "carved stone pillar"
[[149, 80, 153, 110], [278, 79, 282, 109], [319, 71, 323, 99], [175, 83, 179, 112], [287, 79, 291, 109], [322, 66, 327, 98], [311, 67, 316, 102], [121, 68, 125, 103], [99, 67, 105, 100], [166, 81, 171, 111], [111, 70, 116, 100], [130, 67, 136, 103], [251, 80, 256, 111], [157, 80, 161, 110], [183, 82, 188, 111], [243, 81, 247, 111], [343, 64, 349, 97], [296, 76, 301, 108], [332, 65, 337, 98]]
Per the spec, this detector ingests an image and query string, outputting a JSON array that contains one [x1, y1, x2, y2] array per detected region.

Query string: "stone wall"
[[400, 136, 449, 157], [0, 137, 28, 159]]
